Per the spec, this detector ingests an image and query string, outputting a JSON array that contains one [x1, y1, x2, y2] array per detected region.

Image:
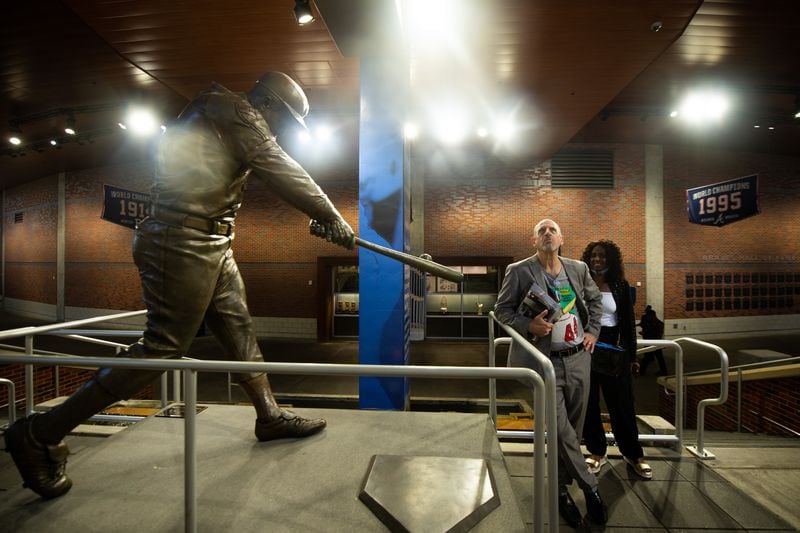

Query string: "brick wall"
[[2, 141, 799, 326], [4, 175, 58, 303], [0, 364, 153, 411], [658, 375, 800, 437], [663, 147, 800, 320]]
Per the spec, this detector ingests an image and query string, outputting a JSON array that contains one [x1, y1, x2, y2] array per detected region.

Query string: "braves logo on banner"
[[101, 184, 150, 229], [686, 174, 759, 227]]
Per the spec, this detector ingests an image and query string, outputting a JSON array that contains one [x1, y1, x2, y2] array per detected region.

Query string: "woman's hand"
[[583, 332, 597, 353]]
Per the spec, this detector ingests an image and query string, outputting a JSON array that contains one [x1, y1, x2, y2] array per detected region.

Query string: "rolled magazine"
[[520, 280, 563, 322]]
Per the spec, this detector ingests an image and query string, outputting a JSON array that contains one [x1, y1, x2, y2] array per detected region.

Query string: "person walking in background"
[[581, 240, 652, 480], [639, 305, 668, 376], [495, 218, 607, 528]]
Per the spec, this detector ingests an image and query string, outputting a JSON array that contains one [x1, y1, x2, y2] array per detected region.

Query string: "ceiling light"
[[293, 0, 315, 25], [64, 114, 76, 135], [403, 123, 418, 140], [118, 122, 127, 130], [675, 91, 730, 124], [126, 109, 158, 135], [669, 110, 679, 118], [476, 127, 488, 138], [50, 139, 58, 146], [9, 123, 22, 145]]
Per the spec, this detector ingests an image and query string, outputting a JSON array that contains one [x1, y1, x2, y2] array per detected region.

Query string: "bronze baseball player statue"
[[4, 72, 354, 499]]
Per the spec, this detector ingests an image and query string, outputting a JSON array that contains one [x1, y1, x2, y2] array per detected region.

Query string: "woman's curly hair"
[[581, 239, 625, 283]]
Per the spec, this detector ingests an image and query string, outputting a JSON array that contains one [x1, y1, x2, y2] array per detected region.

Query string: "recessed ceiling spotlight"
[[9, 123, 23, 144], [64, 114, 76, 135], [293, 0, 315, 25]]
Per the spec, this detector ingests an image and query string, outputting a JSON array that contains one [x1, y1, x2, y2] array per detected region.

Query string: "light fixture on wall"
[[794, 95, 800, 119], [293, 0, 315, 25], [2, 103, 123, 158], [8, 123, 22, 145], [64, 113, 77, 135]]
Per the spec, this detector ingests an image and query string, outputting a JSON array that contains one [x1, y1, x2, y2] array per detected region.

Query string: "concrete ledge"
[[659, 362, 800, 390], [637, 414, 675, 434]]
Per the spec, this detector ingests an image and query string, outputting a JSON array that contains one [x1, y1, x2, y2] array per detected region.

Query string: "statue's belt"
[[150, 205, 235, 237]]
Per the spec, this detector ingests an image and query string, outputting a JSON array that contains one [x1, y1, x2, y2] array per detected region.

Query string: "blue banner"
[[101, 184, 150, 229], [686, 174, 759, 227]]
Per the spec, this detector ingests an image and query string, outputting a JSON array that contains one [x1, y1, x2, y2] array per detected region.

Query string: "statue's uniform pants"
[[96, 218, 264, 399]]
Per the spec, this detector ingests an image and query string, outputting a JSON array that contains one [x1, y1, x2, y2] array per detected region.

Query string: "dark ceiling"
[[2, 0, 799, 191]]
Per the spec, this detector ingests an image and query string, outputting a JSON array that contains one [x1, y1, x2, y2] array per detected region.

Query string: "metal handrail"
[[0, 352, 544, 533], [488, 331, 686, 450], [488, 311, 558, 533], [637, 339, 685, 451], [673, 337, 729, 459], [683, 355, 798, 376], [0, 310, 146, 341]]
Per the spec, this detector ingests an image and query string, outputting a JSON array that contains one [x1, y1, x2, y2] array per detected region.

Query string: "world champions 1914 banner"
[[101, 184, 150, 229], [686, 174, 759, 227]]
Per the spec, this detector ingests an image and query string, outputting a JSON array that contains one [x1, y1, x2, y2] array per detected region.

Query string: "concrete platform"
[[0, 405, 526, 533]]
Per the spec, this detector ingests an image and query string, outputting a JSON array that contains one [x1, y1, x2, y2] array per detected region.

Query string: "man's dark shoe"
[[558, 488, 584, 528], [584, 488, 608, 525], [255, 410, 326, 442], [4, 415, 72, 499]]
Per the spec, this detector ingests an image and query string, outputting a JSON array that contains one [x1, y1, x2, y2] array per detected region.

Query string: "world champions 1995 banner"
[[686, 174, 759, 227], [101, 184, 150, 229]]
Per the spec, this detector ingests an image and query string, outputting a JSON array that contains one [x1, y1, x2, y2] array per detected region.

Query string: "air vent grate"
[[551, 150, 614, 189]]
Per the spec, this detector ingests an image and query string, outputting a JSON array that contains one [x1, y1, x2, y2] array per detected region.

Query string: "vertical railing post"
[[184, 369, 197, 533], [173, 370, 182, 403], [674, 343, 684, 452], [681, 337, 728, 459], [160, 373, 169, 408], [24, 335, 34, 416], [736, 369, 743, 433], [0, 378, 16, 425], [487, 316, 497, 425]]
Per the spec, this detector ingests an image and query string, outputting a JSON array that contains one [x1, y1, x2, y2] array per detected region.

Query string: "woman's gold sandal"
[[624, 456, 653, 479]]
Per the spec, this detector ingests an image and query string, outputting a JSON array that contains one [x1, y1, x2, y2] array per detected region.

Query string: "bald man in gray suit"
[[495, 218, 607, 528]]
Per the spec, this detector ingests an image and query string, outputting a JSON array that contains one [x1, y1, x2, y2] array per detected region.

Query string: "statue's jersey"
[[153, 83, 337, 222]]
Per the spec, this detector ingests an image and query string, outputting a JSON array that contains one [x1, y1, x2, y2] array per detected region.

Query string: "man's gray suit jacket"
[[494, 254, 603, 375]]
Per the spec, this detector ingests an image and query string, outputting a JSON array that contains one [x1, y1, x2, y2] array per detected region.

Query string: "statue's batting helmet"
[[251, 72, 309, 129]]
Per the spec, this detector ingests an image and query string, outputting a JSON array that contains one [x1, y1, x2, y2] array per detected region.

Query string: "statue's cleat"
[[4, 415, 72, 499], [255, 410, 326, 441]]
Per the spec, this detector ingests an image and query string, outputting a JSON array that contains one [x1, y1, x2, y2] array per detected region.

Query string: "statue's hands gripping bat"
[[309, 219, 463, 283]]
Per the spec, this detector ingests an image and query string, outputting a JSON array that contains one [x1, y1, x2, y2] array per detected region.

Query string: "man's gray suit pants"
[[551, 349, 597, 491]]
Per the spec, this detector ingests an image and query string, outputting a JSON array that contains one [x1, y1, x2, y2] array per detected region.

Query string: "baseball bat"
[[354, 237, 464, 283]]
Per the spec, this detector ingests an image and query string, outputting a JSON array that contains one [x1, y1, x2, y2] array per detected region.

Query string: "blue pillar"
[[358, 57, 410, 410]]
